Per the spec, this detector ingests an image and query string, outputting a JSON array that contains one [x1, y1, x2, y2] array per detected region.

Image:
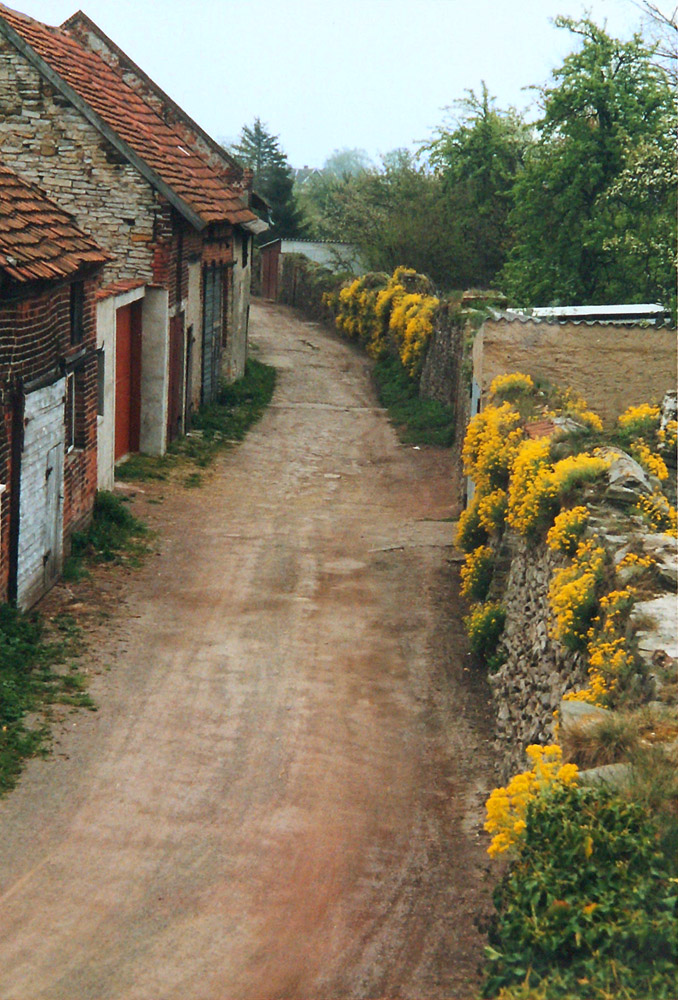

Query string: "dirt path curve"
[[0, 300, 495, 1000]]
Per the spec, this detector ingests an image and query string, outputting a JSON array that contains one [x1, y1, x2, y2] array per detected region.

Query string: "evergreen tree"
[[232, 117, 305, 240]]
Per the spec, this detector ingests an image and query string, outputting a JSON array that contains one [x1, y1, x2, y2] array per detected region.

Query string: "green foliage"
[[484, 782, 678, 999], [425, 83, 532, 288], [68, 491, 148, 568], [0, 607, 94, 794], [372, 354, 455, 446], [501, 18, 677, 315], [115, 359, 276, 483], [465, 601, 506, 669]]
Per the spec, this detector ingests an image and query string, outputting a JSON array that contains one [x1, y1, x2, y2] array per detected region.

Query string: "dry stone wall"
[[490, 536, 588, 780]]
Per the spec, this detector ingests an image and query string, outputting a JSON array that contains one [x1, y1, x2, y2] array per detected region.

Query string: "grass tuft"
[[373, 354, 454, 446]]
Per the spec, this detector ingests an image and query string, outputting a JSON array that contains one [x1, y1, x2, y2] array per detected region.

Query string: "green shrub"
[[465, 601, 506, 670], [373, 354, 455, 446], [70, 491, 147, 565], [484, 782, 678, 999]]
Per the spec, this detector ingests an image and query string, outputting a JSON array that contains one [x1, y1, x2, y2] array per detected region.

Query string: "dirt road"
[[0, 301, 495, 999]]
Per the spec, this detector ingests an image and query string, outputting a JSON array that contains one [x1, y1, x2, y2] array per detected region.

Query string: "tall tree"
[[425, 84, 531, 288], [501, 17, 677, 310], [232, 118, 305, 240]]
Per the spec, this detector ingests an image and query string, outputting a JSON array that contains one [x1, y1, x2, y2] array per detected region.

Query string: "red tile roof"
[[0, 160, 109, 283], [0, 4, 257, 229], [94, 278, 147, 301]]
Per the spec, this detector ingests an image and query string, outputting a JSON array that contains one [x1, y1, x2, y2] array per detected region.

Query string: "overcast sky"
[[12, 0, 647, 167]]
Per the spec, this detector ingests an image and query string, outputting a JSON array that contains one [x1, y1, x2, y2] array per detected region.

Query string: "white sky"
[[11, 0, 647, 167]]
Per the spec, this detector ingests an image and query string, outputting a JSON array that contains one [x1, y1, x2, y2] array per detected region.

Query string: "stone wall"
[[489, 535, 588, 780]]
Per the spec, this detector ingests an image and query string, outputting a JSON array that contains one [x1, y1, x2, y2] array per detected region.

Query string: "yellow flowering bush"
[[630, 440, 669, 481], [477, 489, 509, 536], [463, 402, 524, 494], [484, 744, 578, 857], [388, 290, 439, 376], [460, 544, 495, 602], [618, 403, 660, 441], [506, 438, 556, 536], [566, 588, 637, 705], [489, 372, 535, 401], [465, 601, 506, 669], [546, 506, 589, 555], [455, 494, 488, 553], [548, 539, 607, 650], [634, 491, 678, 537], [657, 418, 677, 454], [559, 388, 604, 433]]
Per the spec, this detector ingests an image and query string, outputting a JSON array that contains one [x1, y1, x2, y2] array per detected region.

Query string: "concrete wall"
[[473, 319, 678, 426], [140, 288, 170, 456], [226, 229, 251, 381]]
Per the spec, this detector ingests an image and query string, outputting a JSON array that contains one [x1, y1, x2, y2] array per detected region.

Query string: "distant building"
[[260, 239, 364, 300]]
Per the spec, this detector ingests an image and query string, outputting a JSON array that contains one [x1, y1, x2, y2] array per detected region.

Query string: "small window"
[[65, 372, 75, 452], [97, 348, 105, 416], [70, 281, 85, 344]]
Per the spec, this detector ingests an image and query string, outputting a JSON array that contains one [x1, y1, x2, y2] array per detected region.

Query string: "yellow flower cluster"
[[460, 544, 495, 601], [560, 388, 604, 433], [489, 372, 535, 400], [618, 551, 654, 572], [634, 491, 678, 537], [507, 438, 557, 536], [657, 419, 677, 454], [618, 403, 660, 438], [463, 402, 524, 494], [546, 506, 589, 555], [484, 744, 578, 857], [507, 446, 609, 538], [330, 267, 440, 375], [548, 540, 607, 650], [567, 588, 637, 704], [388, 290, 439, 375], [477, 489, 509, 536], [631, 441, 669, 481]]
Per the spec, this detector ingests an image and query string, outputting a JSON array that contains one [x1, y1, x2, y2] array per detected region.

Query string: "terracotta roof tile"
[[0, 4, 257, 228], [0, 160, 109, 282]]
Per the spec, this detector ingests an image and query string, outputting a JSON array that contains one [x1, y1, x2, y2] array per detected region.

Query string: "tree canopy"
[[500, 17, 677, 312]]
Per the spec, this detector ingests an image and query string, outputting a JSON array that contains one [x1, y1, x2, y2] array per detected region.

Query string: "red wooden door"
[[115, 302, 142, 460]]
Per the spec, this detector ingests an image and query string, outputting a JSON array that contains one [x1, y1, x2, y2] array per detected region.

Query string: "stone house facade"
[[0, 5, 265, 489], [0, 161, 108, 608]]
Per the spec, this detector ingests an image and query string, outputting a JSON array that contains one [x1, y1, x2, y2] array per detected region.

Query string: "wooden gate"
[[115, 302, 142, 460]]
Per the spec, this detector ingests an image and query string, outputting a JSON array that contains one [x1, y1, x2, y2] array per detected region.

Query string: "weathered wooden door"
[[201, 265, 223, 405], [115, 302, 142, 460], [167, 313, 185, 444], [16, 381, 65, 609]]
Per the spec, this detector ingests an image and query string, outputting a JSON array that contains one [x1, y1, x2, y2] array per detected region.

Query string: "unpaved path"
[[0, 300, 495, 999]]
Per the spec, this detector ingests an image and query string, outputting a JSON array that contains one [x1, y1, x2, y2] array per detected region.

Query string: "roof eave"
[[0, 14, 208, 233]]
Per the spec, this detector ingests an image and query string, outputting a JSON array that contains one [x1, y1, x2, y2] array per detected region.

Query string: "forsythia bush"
[[460, 544, 495, 602], [484, 744, 578, 858], [546, 505, 589, 555], [548, 539, 607, 651]]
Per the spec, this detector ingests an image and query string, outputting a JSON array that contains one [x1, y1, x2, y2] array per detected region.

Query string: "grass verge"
[[62, 490, 149, 581], [115, 358, 276, 483], [373, 354, 454, 447], [0, 607, 95, 794]]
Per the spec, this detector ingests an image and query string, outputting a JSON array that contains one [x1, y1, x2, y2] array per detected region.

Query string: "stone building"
[[0, 5, 266, 488], [0, 161, 109, 607]]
